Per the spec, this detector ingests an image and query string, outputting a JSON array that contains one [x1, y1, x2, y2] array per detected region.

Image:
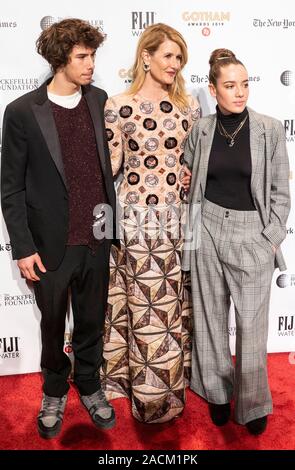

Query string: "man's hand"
[[17, 253, 46, 281], [181, 166, 192, 191]]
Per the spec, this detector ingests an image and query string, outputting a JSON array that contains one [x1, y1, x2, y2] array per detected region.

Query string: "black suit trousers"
[[33, 241, 111, 397]]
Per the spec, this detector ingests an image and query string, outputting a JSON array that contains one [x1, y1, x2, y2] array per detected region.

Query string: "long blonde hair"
[[128, 23, 189, 109]]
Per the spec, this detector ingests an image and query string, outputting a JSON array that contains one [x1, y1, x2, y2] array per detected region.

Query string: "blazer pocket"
[[26, 202, 43, 211], [260, 234, 275, 256]]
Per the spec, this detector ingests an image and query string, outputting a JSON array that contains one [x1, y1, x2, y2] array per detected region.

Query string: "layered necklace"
[[217, 113, 248, 147]]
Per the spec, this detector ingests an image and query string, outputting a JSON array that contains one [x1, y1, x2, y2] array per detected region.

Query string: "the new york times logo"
[[131, 12, 156, 35], [253, 18, 295, 29], [0, 293, 36, 307], [0, 337, 20, 359], [284, 120, 295, 142], [0, 242, 11, 253], [0, 20, 17, 28], [191, 74, 209, 84], [278, 316, 294, 336], [191, 74, 260, 84]]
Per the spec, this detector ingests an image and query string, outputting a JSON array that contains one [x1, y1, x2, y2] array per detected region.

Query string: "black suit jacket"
[[1, 79, 119, 270]]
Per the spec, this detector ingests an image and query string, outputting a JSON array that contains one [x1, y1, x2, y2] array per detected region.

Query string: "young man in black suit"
[[1, 18, 118, 438]]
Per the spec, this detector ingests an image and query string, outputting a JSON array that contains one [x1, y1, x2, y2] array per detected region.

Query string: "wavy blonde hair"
[[128, 23, 189, 109]]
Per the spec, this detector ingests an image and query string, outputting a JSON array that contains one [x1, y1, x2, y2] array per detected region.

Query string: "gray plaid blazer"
[[182, 107, 291, 271]]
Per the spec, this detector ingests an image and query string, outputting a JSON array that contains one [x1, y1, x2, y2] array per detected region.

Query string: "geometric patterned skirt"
[[101, 203, 192, 423]]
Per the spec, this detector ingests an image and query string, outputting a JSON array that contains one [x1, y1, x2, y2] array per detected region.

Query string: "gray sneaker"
[[80, 388, 115, 429], [37, 393, 67, 439]]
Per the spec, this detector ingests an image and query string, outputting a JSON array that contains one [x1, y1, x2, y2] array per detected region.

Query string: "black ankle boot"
[[246, 416, 268, 435], [209, 403, 231, 426]]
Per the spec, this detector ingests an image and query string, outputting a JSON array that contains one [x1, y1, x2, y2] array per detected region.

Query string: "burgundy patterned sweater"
[[51, 96, 107, 248]]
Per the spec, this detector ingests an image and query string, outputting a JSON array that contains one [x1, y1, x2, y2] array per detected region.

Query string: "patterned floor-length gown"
[[101, 92, 200, 423]]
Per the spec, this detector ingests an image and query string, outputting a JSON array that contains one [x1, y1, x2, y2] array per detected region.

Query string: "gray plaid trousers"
[[190, 198, 274, 424]]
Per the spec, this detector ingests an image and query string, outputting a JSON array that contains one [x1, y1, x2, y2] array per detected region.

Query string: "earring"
[[143, 63, 150, 72]]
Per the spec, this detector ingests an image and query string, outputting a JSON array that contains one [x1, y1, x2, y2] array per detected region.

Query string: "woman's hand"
[[181, 166, 192, 191]]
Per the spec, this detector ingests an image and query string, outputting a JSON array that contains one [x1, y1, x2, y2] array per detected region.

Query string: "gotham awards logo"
[[64, 332, 73, 355], [182, 11, 230, 36], [280, 70, 293, 86], [118, 68, 133, 85]]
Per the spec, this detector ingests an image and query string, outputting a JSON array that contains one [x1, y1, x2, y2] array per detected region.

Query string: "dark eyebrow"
[[75, 51, 96, 56], [223, 79, 249, 84]]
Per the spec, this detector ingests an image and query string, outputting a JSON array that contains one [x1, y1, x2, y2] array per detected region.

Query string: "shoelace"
[[42, 396, 65, 416], [88, 389, 109, 409]]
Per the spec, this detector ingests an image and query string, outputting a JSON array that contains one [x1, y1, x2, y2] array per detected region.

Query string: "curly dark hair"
[[36, 18, 105, 73]]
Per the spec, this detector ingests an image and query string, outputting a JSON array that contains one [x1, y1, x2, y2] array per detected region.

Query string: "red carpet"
[[0, 353, 294, 450]]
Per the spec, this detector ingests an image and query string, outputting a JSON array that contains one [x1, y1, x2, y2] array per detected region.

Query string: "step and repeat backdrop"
[[0, 0, 294, 374]]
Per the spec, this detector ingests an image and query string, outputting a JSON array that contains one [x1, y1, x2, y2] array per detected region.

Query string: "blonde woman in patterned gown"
[[102, 23, 200, 423]]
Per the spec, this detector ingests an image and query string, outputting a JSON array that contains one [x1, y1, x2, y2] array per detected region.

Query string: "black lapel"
[[31, 79, 67, 190], [84, 86, 107, 173]]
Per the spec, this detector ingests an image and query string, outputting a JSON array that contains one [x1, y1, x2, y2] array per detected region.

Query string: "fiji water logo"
[[278, 316, 294, 336], [0, 337, 20, 359], [131, 12, 156, 35]]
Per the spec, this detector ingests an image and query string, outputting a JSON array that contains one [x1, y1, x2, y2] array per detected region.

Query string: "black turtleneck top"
[[205, 106, 256, 211]]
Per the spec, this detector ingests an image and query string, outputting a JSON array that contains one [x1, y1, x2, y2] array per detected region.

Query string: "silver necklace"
[[217, 114, 248, 147]]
